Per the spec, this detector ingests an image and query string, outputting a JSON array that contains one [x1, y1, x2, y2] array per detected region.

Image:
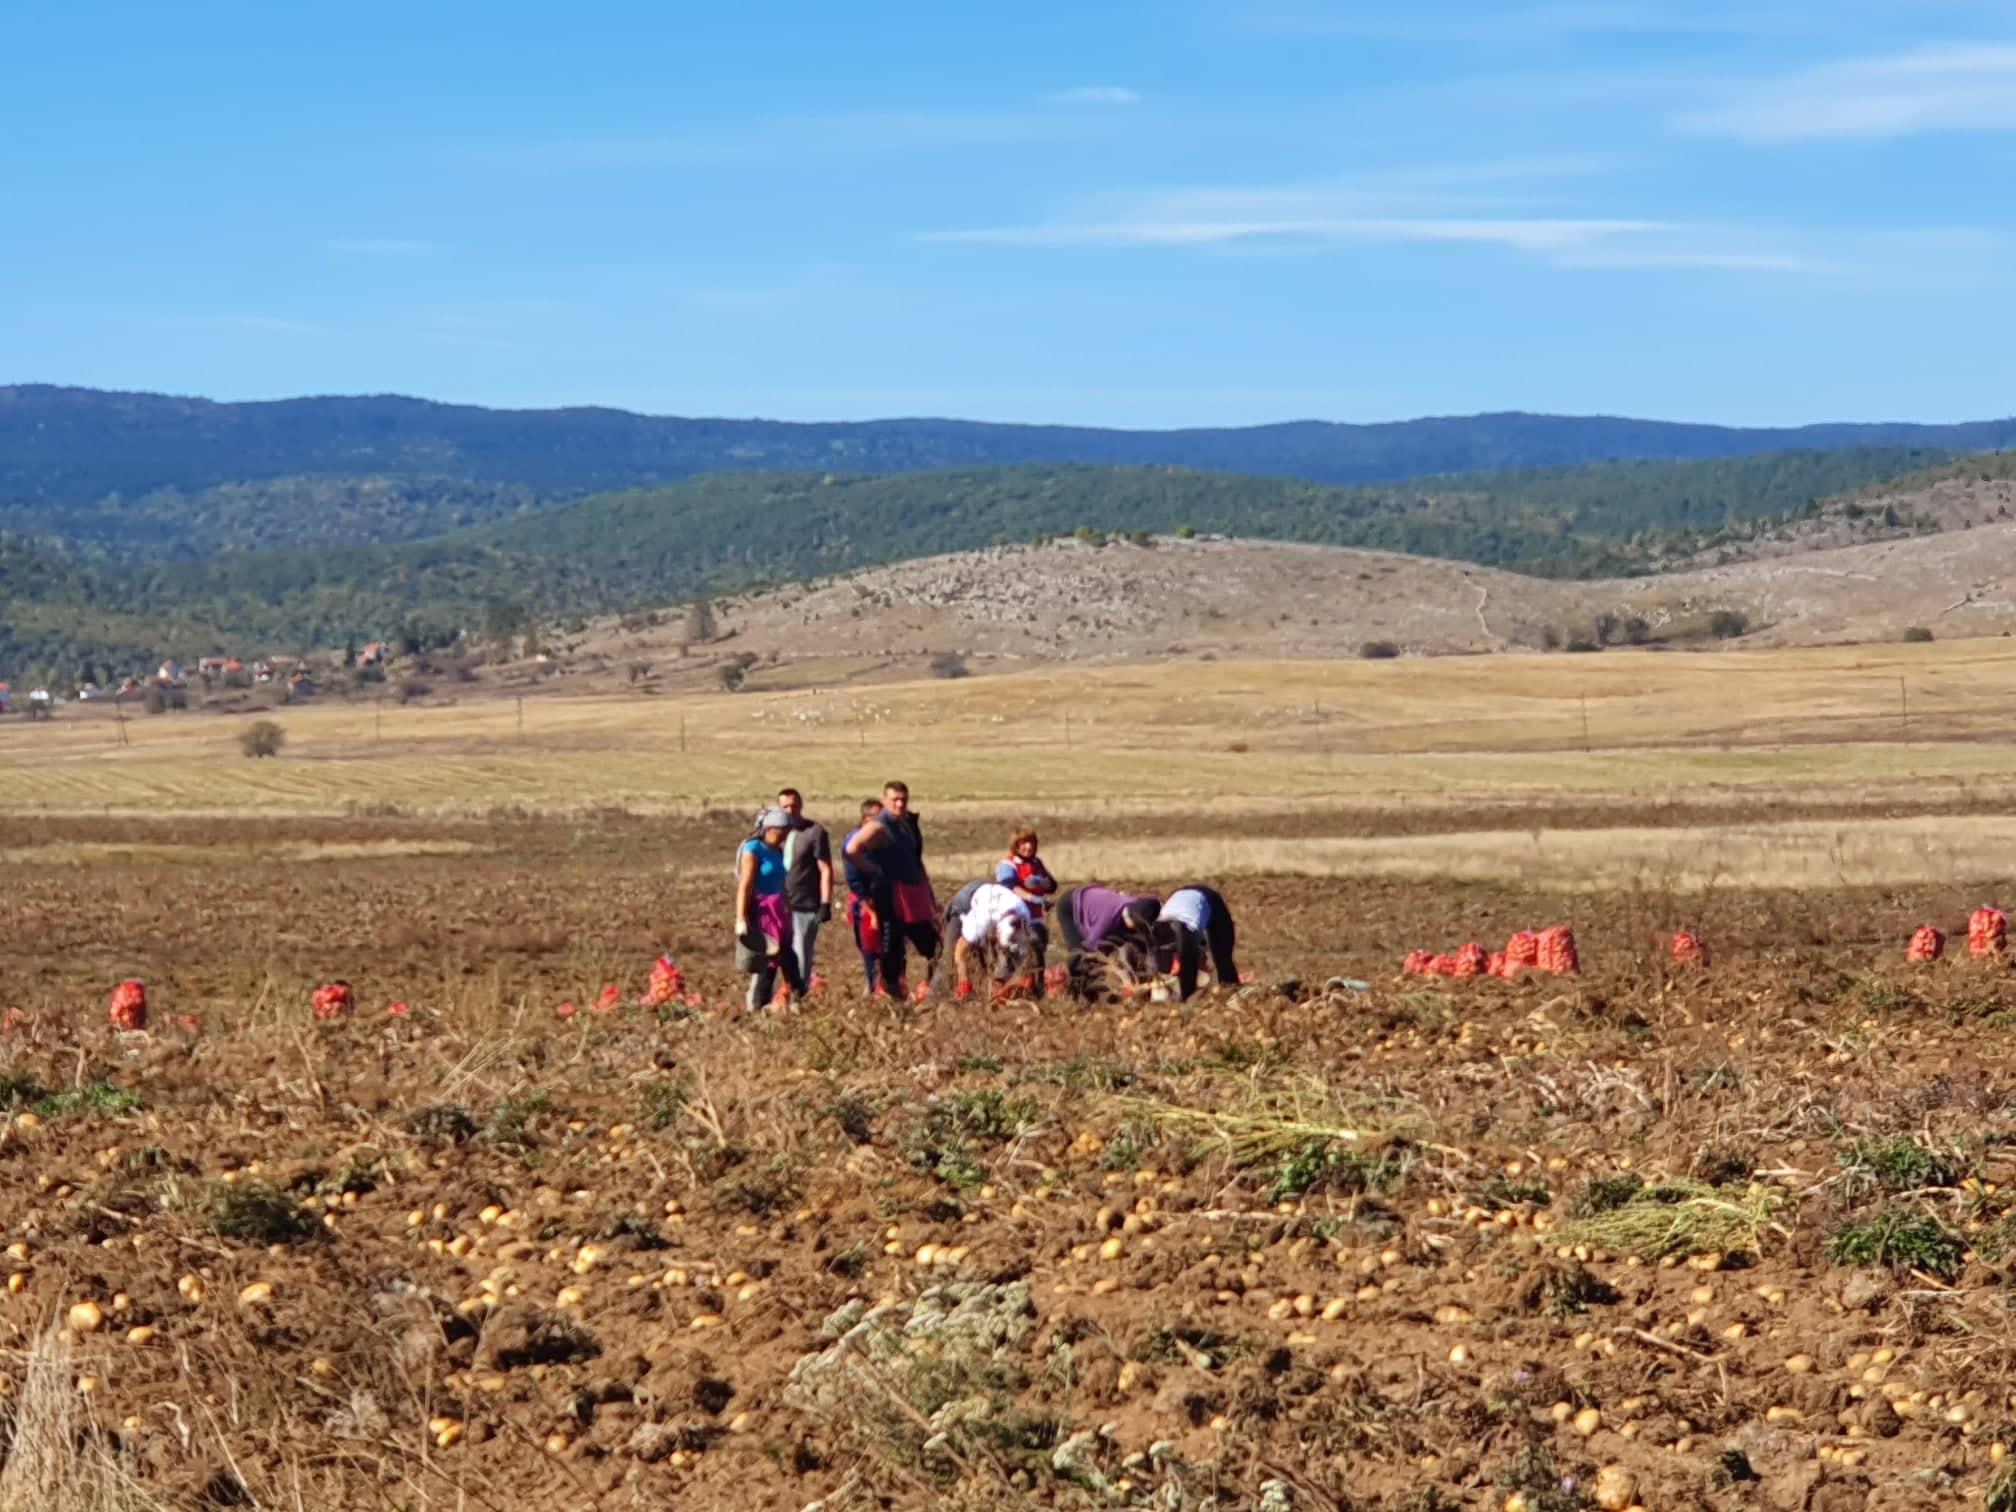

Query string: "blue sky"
[[4, 0, 2014, 427]]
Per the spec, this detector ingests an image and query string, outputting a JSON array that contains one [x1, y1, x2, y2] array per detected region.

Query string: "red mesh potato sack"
[[1536, 927, 1580, 976], [646, 956, 686, 1006], [106, 979, 148, 1032], [1970, 907, 2007, 958], [311, 981, 354, 1021]]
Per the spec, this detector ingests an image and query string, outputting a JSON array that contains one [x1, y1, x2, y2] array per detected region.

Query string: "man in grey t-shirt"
[[775, 787, 834, 986]]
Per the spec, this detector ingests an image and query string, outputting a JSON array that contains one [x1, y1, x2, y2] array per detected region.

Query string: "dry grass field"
[[6, 640, 2016, 1509]]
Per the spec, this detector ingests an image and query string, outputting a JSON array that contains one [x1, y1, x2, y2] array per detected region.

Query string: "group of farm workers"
[[732, 780, 1242, 1012]]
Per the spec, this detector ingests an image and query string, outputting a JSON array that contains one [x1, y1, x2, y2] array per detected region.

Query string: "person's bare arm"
[[734, 848, 757, 932], [843, 819, 884, 860]]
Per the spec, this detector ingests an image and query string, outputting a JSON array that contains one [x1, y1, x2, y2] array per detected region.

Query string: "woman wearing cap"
[[735, 808, 806, 1010], [1054, 884, 1160, 999], [1151, 885, 1242, 1002]]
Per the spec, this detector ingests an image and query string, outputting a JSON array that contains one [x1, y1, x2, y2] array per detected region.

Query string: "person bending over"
[[1152, 884, 1241, 1002], [1054, 884, 1160, 998], [945, 880, 1036, 999]]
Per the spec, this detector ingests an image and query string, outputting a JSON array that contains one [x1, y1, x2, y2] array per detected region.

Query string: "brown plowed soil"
[[2, 816, 2015, 1510]]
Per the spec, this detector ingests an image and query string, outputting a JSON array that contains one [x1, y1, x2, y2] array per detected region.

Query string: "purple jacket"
[[1072, 886, 1159, 949]]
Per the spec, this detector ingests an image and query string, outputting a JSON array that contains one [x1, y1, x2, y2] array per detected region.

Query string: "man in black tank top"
[[842, 780, 942, 997]]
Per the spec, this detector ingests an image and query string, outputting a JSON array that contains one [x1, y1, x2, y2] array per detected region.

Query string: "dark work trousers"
[[1168, 886, 1240, 1001]]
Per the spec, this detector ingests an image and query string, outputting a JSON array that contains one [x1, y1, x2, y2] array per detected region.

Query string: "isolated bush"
[[1708, 609, 1750, 640], [1564, 636, 1602, 654], [928, 651, 970, 680], [1541, 625, 1563, 651], [1175, 523, 1196, 539], [395, 678, 432, 705], [142, 687, 167, 716], [1903, 626, 1935, 643], [1359, 640, 1400, 660], [1622, 615, 1651, 646], [240, 720, 285, 759], [717, 652, 759, 693]]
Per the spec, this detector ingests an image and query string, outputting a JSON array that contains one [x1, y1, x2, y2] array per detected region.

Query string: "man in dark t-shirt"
[[775, 788, 833, 988]]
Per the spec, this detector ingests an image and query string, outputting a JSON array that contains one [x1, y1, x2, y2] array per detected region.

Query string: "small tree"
[[1902, 626, 1935, 643], [483, 599, 530, 648], [681, 600, 719, 654], [1707, 609, 1750, 640], [717, 652, 758, 693], [1591, 610, 1620, 646], [1358, 640, 1401, 660], [928, 651, 970, 679], [240, 720, 285, 759], [343, 639, 358, 669], [1622, 616, 1651, 646], [1175, 524, 1196, 540]]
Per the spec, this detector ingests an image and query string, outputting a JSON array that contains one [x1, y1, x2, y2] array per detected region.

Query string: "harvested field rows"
[[1, 814, 2016, 1508]]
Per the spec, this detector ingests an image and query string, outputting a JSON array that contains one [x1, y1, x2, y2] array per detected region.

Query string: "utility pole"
[[1580, 696, 1590, 754], [1899, 676, 1908, 740], [375, 697, 383, 743], [516, 696, 525, 741]]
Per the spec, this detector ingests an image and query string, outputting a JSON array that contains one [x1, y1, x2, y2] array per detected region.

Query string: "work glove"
[[819, 902, 833, 924]]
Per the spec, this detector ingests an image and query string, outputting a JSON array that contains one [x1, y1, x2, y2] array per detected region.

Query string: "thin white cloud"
[[927, 184, 2014, 285], [1687, 42, 2016, 140], [924, 186, 1848, 273], [1047, 85, 1142, 105]]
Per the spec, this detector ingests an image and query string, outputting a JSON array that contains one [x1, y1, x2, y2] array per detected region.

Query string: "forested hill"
[[0, 449, 1972, 676], [8, 383, 2016, 509]]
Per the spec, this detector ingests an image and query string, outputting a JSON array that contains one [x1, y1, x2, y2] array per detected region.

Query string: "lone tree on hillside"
[[680, 599, 719, 655], [717, 652, 758, 692], [1707, 609, 1750, 640]]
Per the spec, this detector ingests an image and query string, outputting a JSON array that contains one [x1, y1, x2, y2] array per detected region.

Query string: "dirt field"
[[8, 645, 2016, 1509], [2, 793, 2016, 1511]]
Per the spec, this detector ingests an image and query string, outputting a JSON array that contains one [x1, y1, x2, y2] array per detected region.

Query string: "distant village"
[[0, 641, 389, 718]]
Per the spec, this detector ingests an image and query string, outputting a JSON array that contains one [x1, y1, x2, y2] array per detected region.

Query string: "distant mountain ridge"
[[7, 383, 2016, 505]]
